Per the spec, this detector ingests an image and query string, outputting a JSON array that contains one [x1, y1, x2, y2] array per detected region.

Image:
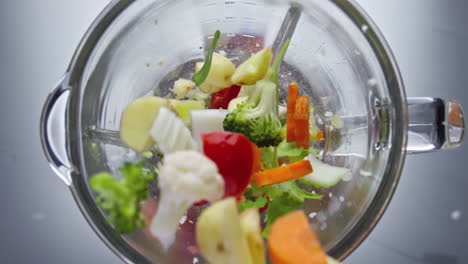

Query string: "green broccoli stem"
[[244, 81, 278, 119], [273, 147, 279, 168]]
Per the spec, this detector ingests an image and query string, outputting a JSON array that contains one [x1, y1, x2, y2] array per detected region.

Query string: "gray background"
[[1, 0, 466, 263]]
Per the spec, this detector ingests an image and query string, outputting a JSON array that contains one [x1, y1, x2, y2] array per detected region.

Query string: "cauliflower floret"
[[173, 78, 196, 99], [150, 150, 224, 250]]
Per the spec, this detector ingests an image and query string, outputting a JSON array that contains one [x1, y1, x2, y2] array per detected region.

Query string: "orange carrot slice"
[[286, 82, 299, 142], [269, 210, 327, 264], [253, 160, 312, 187], [251, 142, 262, 174], [294, 96, 310, 148]]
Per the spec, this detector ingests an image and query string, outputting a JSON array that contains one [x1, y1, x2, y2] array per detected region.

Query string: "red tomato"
[[210, 85, 241, 109], [202, 132, 254, 198]]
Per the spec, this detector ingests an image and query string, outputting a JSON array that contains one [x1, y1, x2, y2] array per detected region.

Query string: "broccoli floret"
[[223, 80, 283, 147]]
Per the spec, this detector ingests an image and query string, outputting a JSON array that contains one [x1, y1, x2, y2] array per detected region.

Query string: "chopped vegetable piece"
[[253, 160, 312, 187], [210, 84, 241, 109], [294, 96, 310, 148], [173, 78, 196, 99], [195, 52, 236, 93], [268, 211, 327, 264], [186, 87, 212, 104], [228, 96, 248, 113], [309, 106, 324, 142], [313, 129, 325, 141], [150, 107, 197, 154], [238, 196, 268, 212], [231, 48, 273, 86], [202, 132, 254, 198], [299, 154, 350, 188], [193, 30, 221, 86], [286, 82, 299, 142], [277, 140, 315, 162], [169, 99, 205, 126], [223, 80, 283, 147], [259, 181, 323, 203], [120, 96, 168, 152], [248, 180, 324, 236], [260, 146, 279, 169], [150, 151, 224, 250], [238, 85, 256, 97], [278, 105, 287, 119], [196, 198, 253, 264], [251, 142, 262, 174], [120, 97, 206, 151], [240, 209, 266, 264], [90, 162, 155, 234], [263, 193, 301, 237], [191, 109, 229, 143]]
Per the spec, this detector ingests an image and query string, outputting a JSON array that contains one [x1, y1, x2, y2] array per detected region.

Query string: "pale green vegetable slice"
[[240, 209, 266, 264], [120, 96, 168, 152], [169, 99, 205, 126], [195, 52, 236, 93], [231, 48, 273, 86], [196, 198, 253, 264], [299, 154, 350, 188]]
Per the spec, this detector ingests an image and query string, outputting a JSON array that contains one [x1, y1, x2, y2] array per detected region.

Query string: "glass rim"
[[64, 0, 408, 262]]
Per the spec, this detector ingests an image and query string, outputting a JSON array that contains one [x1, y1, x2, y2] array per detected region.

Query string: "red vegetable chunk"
[[202, 132, 253, 198], [210, 85, 241, 109]]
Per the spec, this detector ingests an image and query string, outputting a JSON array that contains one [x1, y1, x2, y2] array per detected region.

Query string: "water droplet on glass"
[[361, 24, 369, 33], [367, 78, 378, 87]]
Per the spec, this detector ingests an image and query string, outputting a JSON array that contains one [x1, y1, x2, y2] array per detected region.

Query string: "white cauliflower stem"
[[150, 150, 224, 250]]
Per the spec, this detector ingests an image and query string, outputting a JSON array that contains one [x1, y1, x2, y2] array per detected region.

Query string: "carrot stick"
[[294, 96, 310, 148], [315, 129, 324, 141], [286, 82, 299, 142], [253, 160, 312, 187], [269, 211, 327, 264], [251, 142, 262, 174]]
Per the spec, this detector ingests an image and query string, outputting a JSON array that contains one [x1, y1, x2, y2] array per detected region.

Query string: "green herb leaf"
[[249, 180, 323, 237], [238, 196, 268, 212], [193, 30, 221, 86], [277, 140, 319, 163], [263, 193, 302, 237], [90, 162, 155, 234]]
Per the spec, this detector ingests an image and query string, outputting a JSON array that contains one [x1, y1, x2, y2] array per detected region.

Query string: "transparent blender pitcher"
[[40, 0, 464, 263]]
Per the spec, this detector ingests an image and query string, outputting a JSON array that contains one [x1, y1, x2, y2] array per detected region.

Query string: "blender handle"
[[40, 75, 73, 185], [407, 97, 465, 154]]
